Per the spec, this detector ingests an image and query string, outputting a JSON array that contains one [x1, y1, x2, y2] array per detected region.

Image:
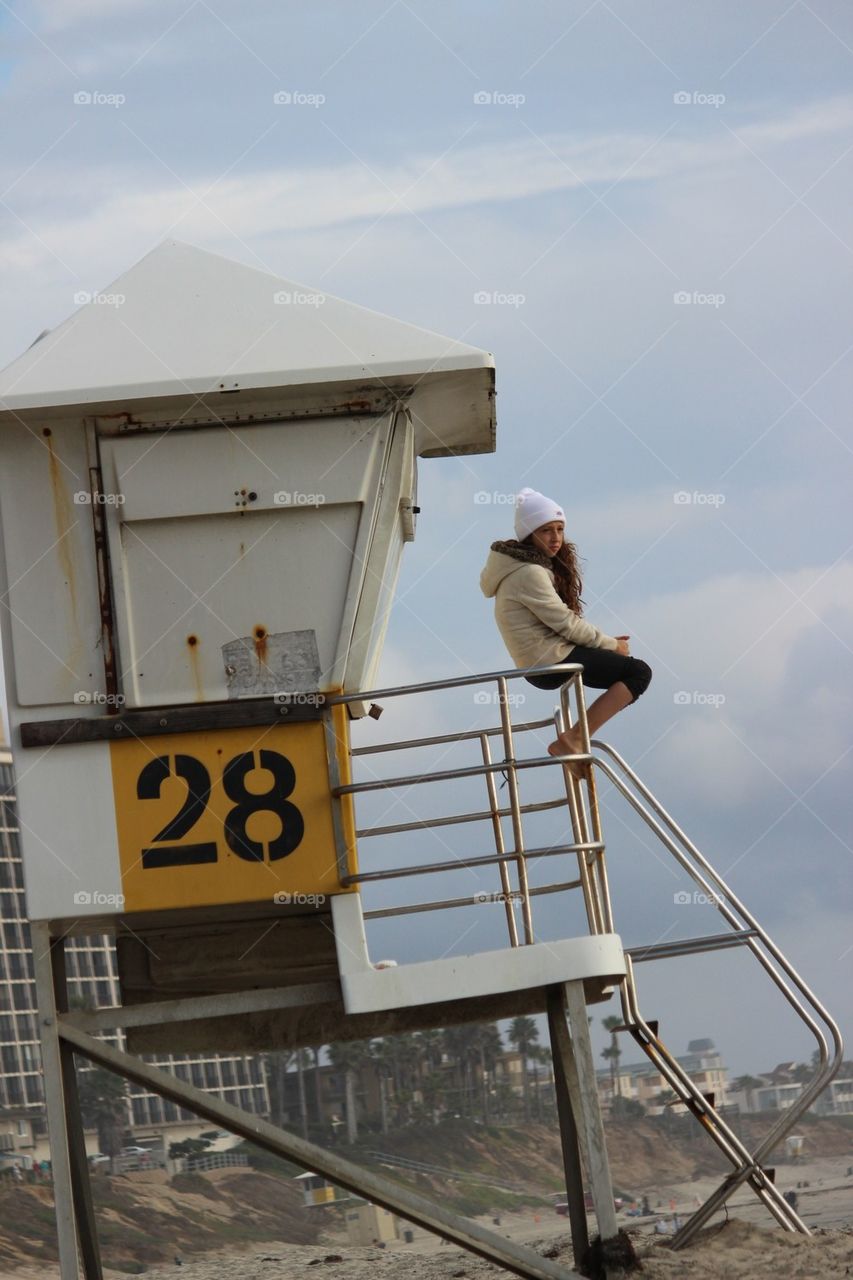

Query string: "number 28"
[[136, 749, 304, 869]]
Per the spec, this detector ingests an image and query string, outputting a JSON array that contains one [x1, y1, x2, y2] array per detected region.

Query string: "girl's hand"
[[615, 635, 631, 656]]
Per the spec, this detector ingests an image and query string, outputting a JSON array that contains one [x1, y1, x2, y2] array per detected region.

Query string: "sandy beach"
[[7, 1150, 852, 1280]]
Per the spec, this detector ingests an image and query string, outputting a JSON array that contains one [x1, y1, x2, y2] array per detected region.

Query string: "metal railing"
[[583, 731, 844, 1247], [325, 666, 843, 1246], [329, 663, 606, 947]]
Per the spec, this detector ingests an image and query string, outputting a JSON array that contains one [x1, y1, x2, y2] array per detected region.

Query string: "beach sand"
[[8, 1151, 853, 1279]]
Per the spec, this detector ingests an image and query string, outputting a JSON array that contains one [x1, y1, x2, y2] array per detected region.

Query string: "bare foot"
[[548, 729, 590, 781]]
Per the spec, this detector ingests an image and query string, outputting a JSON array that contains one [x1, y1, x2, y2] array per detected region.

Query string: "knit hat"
[[513, 487, 565, 541]]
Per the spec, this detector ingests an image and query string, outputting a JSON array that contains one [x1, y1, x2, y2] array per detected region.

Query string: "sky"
[[0, 0, 851, 1083]]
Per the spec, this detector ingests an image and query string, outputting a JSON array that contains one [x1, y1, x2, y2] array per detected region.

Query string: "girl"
[[480, 487, 651, 770]]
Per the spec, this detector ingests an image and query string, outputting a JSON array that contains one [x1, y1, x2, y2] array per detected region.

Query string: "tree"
[[610, 1096, 644, 1119], [733, 1075, 764, 1112], [438, 1024, 479, 1116], [327, 1040, 370, 1142], [77, 1065, 128, 1158], [473, 1023, 503, 1123], [601, 1016, 623, 1099], [507, 1016, 539, 1121], [311, 1045, 325, 1132], [169, 1136, 211, 1161], [263, 1050, 294, 1129]]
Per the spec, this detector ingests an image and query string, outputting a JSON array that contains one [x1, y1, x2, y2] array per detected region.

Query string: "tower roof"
[[0, 240, 494, 422]]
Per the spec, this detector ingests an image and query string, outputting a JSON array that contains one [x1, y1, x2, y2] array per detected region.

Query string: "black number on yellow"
[[222, 749, 304, 862], [138, 749, 304, 868], [138, 755, 217, 868]]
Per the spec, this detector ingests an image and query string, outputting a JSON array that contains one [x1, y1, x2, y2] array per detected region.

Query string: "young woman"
[[480, 487, 651, 771]]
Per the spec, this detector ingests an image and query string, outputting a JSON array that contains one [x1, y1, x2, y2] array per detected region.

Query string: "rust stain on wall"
[[253, 625, 268, 666], [186, 634, 204, 702], [44, 427, 83, 670]]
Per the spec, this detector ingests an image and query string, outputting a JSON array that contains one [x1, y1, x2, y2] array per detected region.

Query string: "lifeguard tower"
[[0, 242, 842, 1280]]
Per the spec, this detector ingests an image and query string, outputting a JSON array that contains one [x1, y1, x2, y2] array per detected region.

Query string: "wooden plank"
[[20, 697, 324, 748], [32, 922, 82, 1280], [546, 986, 589, 1269], [59, 1020, 582, 1280], [562, 980, 619, 1242]]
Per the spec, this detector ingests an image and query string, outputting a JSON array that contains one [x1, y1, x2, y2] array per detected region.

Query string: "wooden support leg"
[[546, 986, 589, 1269], [553, 981, 619, 1244], [52, 937, 104, 1280], [32, 922, 81, 1280]]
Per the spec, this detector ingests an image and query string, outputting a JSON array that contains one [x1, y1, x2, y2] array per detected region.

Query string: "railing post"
[[496, 676, 534, 944], [480, 733, 520, 947]]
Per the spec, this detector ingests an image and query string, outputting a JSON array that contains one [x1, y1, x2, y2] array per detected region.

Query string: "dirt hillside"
[[0, 1167, 322, 1274]]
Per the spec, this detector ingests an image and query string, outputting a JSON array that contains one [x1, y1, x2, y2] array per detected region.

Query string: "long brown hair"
[[523, 536, 584, 614]]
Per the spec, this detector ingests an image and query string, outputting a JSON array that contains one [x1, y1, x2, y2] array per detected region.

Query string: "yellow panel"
[[111, 703, 356, 912]]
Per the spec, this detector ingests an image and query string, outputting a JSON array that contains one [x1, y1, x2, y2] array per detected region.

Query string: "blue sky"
[[0, 1, 851, 1079]]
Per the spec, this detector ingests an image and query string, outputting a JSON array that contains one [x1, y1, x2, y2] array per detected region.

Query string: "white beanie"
[[514, 487, 565, 541]]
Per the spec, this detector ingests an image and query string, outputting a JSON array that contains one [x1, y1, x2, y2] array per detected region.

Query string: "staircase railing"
[[326, 666, 842, 1246]]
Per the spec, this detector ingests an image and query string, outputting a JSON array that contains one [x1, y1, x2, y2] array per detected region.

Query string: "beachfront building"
[[730, 1060, 853, 1116], [596, 1037, 730, 1115]]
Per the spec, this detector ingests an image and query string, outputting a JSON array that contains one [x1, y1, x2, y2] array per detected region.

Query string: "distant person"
[[480, 487, 652, 773]]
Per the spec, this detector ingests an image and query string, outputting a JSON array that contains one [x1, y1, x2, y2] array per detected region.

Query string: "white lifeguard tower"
[[0, 242, 842, 1280]]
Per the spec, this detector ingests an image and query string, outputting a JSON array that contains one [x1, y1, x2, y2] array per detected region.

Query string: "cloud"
[[3, 95, 852, 283], [625, 559, 853, 801]]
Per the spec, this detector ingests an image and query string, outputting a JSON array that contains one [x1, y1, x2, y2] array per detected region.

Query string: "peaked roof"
[[0, 240, 494, 413]]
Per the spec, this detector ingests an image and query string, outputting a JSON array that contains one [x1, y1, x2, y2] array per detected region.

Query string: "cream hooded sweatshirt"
[[480, 541, 619, 671]]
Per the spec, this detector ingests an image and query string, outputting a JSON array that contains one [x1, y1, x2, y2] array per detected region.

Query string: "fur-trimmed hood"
[[479, 540, 553, 598]]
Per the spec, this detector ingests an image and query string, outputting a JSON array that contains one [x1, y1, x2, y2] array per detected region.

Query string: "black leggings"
[[525, 644, 652, 703]]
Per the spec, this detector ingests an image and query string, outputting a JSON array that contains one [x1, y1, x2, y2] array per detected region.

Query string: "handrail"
[[328, 663, 584, 705], [588, 740, 843, 1245], [339, 663, 599, 951], [591, 742, 843, 1099], [336, 664, 842, 1245]]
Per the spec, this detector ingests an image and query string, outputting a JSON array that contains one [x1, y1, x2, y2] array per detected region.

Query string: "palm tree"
[[443, 1024, 482, 1115], [327, 1040, 369, 1142], [295, 1048, 310, 1139], [311, 1045, 325, 1132], [473, 1023, 503, 1123], [507, 1016, 539, 1121], [370, 1038, 396, 1133], [528, 1043, 551, 1122], [263, 1050, 294, 1129], [77, 1065, 128, 1158], [601, 1016, 623, 1098]]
